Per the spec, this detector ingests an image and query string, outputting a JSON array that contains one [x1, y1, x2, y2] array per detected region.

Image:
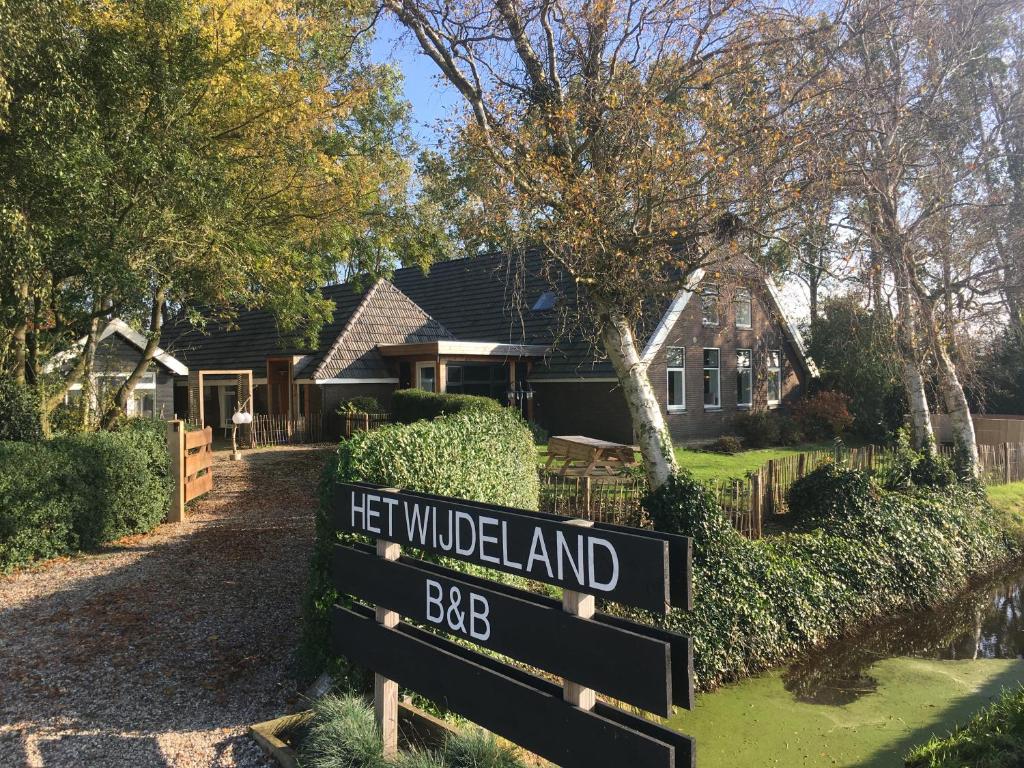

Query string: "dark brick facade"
[[529, 283, 808, 445]]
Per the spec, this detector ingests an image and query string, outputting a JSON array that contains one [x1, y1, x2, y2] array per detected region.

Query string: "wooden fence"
[[249, 411, 390, 447], [166, 421, 213, 522], [537, 472, 649, 528], [538, 441, 1024, 541]]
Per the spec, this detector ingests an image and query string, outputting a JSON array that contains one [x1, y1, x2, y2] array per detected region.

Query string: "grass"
[[987, 481, 1024, 539], [904, 684, 1024, 768], [537, 442, 833, 483]]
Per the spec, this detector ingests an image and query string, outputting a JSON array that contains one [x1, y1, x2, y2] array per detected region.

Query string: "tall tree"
[[0, 0, 416, 429], [382, 0, 830, 487]]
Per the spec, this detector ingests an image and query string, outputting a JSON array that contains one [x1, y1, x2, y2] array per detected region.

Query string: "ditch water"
[[669, 565, 1024, 767]]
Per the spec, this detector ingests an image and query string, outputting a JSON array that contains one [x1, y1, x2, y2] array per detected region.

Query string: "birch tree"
[[382, 0, 830, 488]]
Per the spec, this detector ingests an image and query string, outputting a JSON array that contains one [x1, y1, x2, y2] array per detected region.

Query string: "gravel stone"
[[0, 446, 331, 767]]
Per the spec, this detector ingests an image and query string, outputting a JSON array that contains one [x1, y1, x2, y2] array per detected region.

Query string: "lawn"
[[537, 442, 834, 483], [988, 481, 1024, 537]]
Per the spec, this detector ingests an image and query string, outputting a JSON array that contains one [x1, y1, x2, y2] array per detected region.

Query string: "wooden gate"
[[167, 420, 214, 522]]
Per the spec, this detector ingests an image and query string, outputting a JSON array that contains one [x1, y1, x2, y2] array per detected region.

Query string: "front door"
[[267, 359, 291, 416]]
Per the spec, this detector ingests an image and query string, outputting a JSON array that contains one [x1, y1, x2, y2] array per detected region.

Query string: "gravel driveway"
[[0, 445, 331, 768]]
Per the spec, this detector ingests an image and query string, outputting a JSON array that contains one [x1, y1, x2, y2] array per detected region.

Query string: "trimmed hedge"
[[905, 684, 1024, 768], [391, 389, 503, 424], [642, 465, 1019, 690], [302, 407, 539, 677], [0, 418, 172, 572]]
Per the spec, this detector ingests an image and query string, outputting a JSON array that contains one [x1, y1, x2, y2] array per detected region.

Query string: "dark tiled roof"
[[312, 280, 453, 379], [391, 251, 668, 379], [161, 283, 369, 378]]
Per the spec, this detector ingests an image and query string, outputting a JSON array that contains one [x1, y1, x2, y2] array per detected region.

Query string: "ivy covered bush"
[[0, 418, 172, 572], [641, 464, 1019, 690], [302, 407, 539, 677], [391, 389, 503, 424]]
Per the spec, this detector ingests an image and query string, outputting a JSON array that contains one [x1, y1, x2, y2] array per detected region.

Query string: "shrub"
[[0, 378, 42, 441], [0, 421, 171, 572], [786, 462, 877, 529], [0, 442, 77, 571], [733, 411, 781, 448], [645, 472, 742, 562], [526, 420, 549, 446], [905, 684, 1024, 768], [338, 396, 383, 415], [877, 426, 918, 490], [707, 435, 742, 454], [911, 451, 956, 488], [391, 389, 503, 424], [777, 417, 805, 446], [303, 408, 539, 677], [791, 390, 854, 440]]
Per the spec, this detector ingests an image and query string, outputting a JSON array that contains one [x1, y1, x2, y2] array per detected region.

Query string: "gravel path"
[[0, 446, 331, 768]]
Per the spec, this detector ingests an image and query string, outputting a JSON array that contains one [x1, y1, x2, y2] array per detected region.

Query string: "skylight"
[[532, 291, 556, 311]]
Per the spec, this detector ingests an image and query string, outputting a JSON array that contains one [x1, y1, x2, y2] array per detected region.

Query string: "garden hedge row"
[[302, 407, 539, 676], [0, 419, 171, 572], [643, 464, 1020, 690], [391, 389, 503, 424]]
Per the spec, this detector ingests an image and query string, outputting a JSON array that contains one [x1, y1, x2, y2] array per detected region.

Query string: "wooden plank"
[[166, 420, 185, 523], [332, 544, 677, 715], [185, 448, 213, 477], [331, 604, 693, 768], [375, 539, 400, 758], [334, 483, 675, 613], [347, 481, 693, 613], [185, 470, 213, 502], [185, 427, 212, 450]]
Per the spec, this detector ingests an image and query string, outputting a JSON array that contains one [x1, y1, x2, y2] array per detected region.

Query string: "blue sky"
[[369, 16, 458, 149]]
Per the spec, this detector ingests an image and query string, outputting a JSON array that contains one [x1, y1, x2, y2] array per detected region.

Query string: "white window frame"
[[416, 361, 437, 393], [666, 347, 685, 413], [703, 348, 721, 409], [734, 289, 752, 329], [736, 349, 753, 408], [701, 285, 720, 326], [767, 350, 782, 407]]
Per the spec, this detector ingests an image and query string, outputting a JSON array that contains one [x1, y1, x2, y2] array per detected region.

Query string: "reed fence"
[[537, 472, 649, 528], [249, 411, 390, 447]]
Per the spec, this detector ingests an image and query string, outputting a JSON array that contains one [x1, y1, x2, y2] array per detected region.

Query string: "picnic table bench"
[[545, 435, 639, 477]]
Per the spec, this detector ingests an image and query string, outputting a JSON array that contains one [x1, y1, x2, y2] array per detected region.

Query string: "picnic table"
[[545, 435, 639, 477]]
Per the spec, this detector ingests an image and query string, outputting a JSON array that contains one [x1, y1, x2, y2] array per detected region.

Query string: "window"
[[735, 289, 752, 329], [532, 291, 557, 311], [767, 350, 782, 406], [701, 285, 720, 326], [416, 362, 436, 393], [445, 363, 507, 401], [666, 347, 685, 412], [703, 348, 720, 408], [736, 349, 752, 407]]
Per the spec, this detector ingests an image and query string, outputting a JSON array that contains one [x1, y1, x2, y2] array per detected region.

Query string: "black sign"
[[330, 481, 696, 768], [334, 482, 681, 613], [333, 543, 689, 715], [332, 604, 695, 768]]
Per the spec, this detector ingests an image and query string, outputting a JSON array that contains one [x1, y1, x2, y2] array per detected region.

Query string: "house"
[[52, 319, 188, 420], [160, 252, 817, 444]]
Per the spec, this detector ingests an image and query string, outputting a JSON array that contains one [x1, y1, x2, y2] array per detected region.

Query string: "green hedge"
[[0, 418, 172, 572], [391, 389, 504, 424], [905, 684, 1024, 768], [302, 407, 539, 677], [0, 377, 42, 441], [641, 465, 1019, 690]]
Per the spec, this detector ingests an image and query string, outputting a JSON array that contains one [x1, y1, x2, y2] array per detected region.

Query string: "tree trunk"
[[599, 308, 678, 489], [40, 315, 103, 435], [893, 274, 935, 452], [10, 283, 29, 384], [101, 287, 166, 429]]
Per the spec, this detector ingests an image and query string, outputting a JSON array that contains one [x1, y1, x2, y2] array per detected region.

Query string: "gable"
[[310, 280, 453, 381]]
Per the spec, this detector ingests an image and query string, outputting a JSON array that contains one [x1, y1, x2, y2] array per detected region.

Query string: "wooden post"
[[562, 518, 596, 710], [1005, 443, 1012, 485], [797, 452, 806, 480], [375, 536, 401, 757], [766, 460, 776, 516], [166, 420, 186, 523], [584, 476, 592, 515], [867, 444, 875, 471], [750, 472, 761, 540]]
